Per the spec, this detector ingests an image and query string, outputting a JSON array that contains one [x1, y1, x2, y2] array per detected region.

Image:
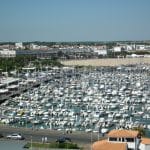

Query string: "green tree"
[[133, 127, 145, 137]]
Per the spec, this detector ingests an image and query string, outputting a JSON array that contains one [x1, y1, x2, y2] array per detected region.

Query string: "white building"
[[136, 45, 145, 50], [93, 129, 150, 150], [0, 49, 16, 57], [126, 44, 136, 51], [94, 49, 107, 56], [30, 44, 40, 50], [145, 45, 150, 50], [15, 42, 24, 49], [113, 46, 122, 52]]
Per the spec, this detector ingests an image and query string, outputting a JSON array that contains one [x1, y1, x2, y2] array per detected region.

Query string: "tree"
[[133, 127, 145, 137]]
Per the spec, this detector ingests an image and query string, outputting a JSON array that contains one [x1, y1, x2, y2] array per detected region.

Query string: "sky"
[[0, 0, 150, 42]]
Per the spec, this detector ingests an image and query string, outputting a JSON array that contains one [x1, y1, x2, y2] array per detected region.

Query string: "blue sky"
[[0, 0, 150, 42]]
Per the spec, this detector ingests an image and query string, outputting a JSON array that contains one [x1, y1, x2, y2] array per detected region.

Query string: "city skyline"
[[0, 0, 150, 42]]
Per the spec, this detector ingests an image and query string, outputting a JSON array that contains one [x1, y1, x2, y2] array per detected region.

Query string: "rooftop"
[[108, 129, 139, 138], [92, 139, 127, 150], [141, 138, 150, 145]]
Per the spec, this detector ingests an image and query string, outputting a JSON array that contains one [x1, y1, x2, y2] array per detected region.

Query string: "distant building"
[[39, 45, 49, 50], [126, 44, 136, 51], [92, 129, 150, 150], [0, 44, 15, 50], [29, 44, 49, 50], [91, 45, 107, 57], [30, 44, 40, 50], [0, 44, 10, 49], [113, 46, 122, 52], [136, 45, 145, 51], [0, 49, 16, 57], [145, 45, 150, 50], [94, 49, 107, 56], [15, 42, 24, 49]]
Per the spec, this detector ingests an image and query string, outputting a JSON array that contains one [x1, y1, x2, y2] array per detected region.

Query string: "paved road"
[[0, 125, 105, 149]]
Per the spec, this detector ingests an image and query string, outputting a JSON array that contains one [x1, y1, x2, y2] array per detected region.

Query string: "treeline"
[[0, 56, 62, 73], [1, 40, 150, 47]]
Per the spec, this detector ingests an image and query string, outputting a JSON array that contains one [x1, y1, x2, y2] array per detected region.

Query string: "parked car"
[[0, 133, 3, 138], [56, 136, 71, 143], [6, 133, 24, 140]]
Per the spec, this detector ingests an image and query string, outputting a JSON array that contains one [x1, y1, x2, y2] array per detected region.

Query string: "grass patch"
[[24, 142, 80, 149]]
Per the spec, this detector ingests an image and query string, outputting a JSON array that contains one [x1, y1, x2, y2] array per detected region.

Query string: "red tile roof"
[[92, 139, 127, 150], [141, 138, 150, 144], [108, 129, 139, 138]]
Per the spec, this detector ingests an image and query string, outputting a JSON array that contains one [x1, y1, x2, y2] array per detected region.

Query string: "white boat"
[[101, 128, 109, 134]]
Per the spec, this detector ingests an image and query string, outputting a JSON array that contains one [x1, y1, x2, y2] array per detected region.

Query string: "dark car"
[[0, 133, 3, 138], [56, 136, 71, 143]]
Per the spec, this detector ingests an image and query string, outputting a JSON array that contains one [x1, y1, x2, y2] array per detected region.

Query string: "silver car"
[[6, 133, 24, 140]]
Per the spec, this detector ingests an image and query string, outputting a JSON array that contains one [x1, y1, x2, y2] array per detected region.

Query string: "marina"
[[0, 63, 150, 135]]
